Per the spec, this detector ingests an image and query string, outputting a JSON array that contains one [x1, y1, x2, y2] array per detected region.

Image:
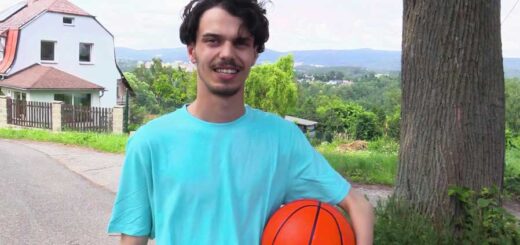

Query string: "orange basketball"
[[261, 199, 355, 245]]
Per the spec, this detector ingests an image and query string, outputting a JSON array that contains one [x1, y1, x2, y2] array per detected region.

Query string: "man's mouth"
[[214, 68, 239, 74]]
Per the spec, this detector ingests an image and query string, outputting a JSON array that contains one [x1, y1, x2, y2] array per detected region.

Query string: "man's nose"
[[219, 42, 235, 59]]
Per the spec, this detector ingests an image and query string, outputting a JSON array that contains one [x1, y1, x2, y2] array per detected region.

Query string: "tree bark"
[[396, 0, 505, 219]]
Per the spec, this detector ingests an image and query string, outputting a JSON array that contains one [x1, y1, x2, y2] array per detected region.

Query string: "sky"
[[1, 0, 520, 57]]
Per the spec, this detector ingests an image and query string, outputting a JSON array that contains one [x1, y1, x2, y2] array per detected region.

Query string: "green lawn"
[[0, 128, 128, 153], [317, 138, 398, 185]]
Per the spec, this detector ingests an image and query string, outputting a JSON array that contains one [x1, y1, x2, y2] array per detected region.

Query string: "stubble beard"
[[200, 59, 245, 98], [204, 80, 242, 98]]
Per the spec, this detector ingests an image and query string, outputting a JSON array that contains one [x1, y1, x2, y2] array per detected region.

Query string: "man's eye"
[[236, 40, 252, 47]]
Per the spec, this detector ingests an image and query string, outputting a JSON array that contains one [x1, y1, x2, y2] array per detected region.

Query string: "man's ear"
[[188, 44, 196, 64], [253, 52, 259, 65]]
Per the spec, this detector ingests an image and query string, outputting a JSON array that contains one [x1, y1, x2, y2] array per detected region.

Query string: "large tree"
[[245, 55, 297, 116], [396, 0, 505, 220]]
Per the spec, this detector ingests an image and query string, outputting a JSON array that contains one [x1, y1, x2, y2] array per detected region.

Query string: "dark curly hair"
[[179, 0, 270, 53]]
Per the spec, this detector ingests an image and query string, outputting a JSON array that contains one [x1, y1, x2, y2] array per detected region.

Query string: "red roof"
[[0, 64, 104, 90], [0, 0, 91, 33]]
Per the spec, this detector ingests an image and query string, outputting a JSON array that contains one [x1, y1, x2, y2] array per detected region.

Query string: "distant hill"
[[116, 47, 520, 77]]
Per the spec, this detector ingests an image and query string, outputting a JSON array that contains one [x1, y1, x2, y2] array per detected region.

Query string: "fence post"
[[0, 96, 7, 128], [52, 101, 63, 132], [113, 105, 124, 134]]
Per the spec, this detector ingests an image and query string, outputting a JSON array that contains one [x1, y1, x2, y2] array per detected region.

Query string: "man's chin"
[[207, 86, 242, 98]]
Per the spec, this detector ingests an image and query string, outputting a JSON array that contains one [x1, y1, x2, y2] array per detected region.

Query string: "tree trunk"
[[396, 0, 505, 219]]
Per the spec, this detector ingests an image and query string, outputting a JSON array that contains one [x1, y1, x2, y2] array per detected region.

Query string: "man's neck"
[[187, 95, 245, 123]]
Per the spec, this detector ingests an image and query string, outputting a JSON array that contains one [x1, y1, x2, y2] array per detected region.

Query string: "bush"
[[449, 186, 520, 244], [355, 111, 383, 140], [375, 197, 452, 244], [386, 108, 400, 141], [375, 187, 520, 244], [505, 135, 520, 201]]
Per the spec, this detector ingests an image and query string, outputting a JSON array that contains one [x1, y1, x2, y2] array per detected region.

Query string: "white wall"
[[10, 12, 120, 107], [0, 89, 100, 107], [30, 90, 101, 107]]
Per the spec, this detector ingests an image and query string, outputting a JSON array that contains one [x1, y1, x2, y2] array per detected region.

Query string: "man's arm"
[[338, 189, 375, 245], [121, 234, 148, 245]]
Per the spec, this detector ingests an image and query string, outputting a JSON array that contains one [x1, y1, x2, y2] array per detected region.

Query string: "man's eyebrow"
[[236, 36, 253, 41], [201, 33, 220, 38]]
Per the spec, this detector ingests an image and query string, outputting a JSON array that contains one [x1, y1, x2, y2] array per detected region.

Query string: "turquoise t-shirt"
[[107, 105, 350, 244]]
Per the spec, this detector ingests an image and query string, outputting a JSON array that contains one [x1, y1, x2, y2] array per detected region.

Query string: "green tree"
[[315, 98, 364, 141], [506, 78, 520, 134], [125, 72, 159, 129], [245, 55, 297, 116], [355, 111, 382, 140], [125, 59, 197, 128], [386, 107, 401, 140]]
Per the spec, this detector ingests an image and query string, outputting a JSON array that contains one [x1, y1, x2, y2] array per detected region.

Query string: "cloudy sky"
[[1, 0, 520, 57]]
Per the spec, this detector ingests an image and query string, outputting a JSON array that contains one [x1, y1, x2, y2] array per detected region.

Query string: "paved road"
[[0, 140, 119, 245]]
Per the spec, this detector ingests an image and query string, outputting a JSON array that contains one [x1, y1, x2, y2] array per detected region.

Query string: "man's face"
[[188, 7, 258, 98]]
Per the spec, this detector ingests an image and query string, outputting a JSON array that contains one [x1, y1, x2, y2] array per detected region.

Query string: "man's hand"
[[338, 189, 375, 245], [121, 234, 148, 245]]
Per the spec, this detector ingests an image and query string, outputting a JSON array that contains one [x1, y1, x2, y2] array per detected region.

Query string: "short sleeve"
[[285, 125, 350, 205], [107, 135, 155, 238]]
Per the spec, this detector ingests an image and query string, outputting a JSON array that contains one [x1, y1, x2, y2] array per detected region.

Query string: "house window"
[[54, 93, 91, 107], [41, 41, 56, 61], [79, 43, 93, 62], [74, 93, 91, 107], [54, 94, 72, 105], [0, 36, 5, 61], [63, 17, 74, 25], [14, 91, 26, 101]]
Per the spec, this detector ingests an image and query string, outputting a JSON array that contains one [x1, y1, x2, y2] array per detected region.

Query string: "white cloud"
[[0, 0, 519, 57]]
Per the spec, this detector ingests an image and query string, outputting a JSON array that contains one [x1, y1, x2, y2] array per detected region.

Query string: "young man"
[[108, 0, 374, 244]]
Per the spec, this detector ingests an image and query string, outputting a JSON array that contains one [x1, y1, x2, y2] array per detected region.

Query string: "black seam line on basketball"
[[271, 205, 319, 245], [320, 208, 344, 245], [308, 202, 322, 245]]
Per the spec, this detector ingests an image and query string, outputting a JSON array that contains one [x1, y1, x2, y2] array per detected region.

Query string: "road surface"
[[0, 140, 119, 244]]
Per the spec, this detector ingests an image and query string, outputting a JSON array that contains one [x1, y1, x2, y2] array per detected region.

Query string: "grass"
[[0, 128, 128, 153], [322, 151, 397, 185], [317, 137, 398, 185], [505, 136, 520, 200], [1, 127, 518, 194]]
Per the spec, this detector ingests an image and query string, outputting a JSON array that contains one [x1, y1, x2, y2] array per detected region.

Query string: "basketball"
[[261, 199, 355, 245]]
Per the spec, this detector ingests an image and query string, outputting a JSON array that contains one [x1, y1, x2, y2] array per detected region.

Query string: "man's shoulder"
[[130, 107, 186, 140], [247, 106, 300, 131]]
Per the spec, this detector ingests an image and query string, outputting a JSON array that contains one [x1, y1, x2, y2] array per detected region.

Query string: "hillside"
[[116, 47, 520, 77]]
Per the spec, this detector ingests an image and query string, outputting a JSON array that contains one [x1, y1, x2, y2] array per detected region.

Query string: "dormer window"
[[63, 17, 74, 25], [0, 36, 5, 61]]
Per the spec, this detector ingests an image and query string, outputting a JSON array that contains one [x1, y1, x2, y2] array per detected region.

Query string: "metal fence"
[[6, 98, 52, 129], [62, 104, 113, 133]]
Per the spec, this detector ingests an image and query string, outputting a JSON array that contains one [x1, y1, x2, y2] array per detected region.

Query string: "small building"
[[284, 115, 318, 137], [0, 0, 132, 107]]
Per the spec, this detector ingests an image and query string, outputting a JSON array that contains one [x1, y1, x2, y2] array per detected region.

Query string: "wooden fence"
[[62, 104, 113, 133], [6, 98, 52, 129]]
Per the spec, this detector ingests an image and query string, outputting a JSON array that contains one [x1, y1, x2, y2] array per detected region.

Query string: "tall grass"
[[505, 136, 520, 200], [0, 128, 128, 153], [317, 137, 398, 185]]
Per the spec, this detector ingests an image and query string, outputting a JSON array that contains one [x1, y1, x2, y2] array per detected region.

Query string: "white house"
[[0, 0, 132, 107]]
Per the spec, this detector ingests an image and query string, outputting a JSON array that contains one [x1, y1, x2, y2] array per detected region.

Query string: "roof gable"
[[0, 64, 104, 90], [0, 0, 91, 33]]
